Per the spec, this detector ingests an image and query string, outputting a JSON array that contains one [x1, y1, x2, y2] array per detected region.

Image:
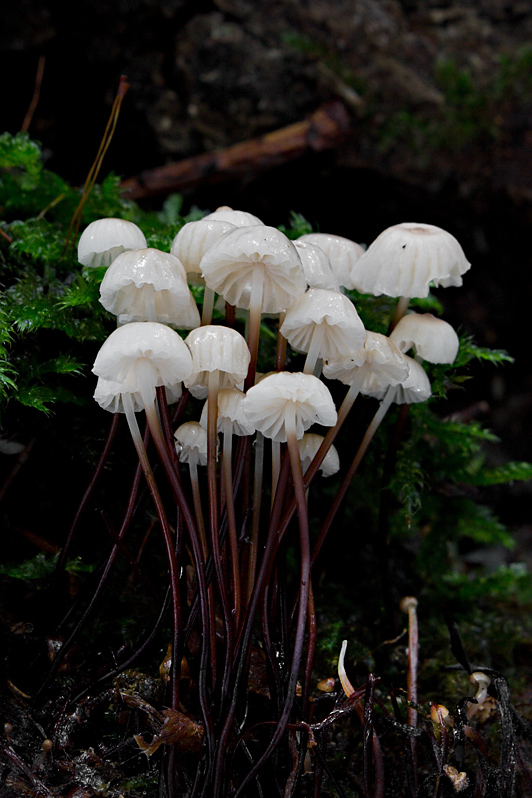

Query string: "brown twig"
[[21, 55, 46, 133], [64, 75, 129, 253], [121, 100, 352, 200]]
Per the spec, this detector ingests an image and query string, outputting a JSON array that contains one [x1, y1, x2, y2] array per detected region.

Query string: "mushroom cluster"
[[80, 210, 469, 796]]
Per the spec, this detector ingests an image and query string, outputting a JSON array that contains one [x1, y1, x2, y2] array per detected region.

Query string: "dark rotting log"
[[121, 101, 352, 200]]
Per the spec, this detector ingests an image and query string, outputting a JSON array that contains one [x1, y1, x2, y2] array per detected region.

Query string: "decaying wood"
[[121, 101, 352, 200]]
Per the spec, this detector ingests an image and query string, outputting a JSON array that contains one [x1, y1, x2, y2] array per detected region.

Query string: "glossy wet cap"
[[390, 312, 459, 364], [281, 288, 365, 361], [184, 325, 250, 396], [298, 233, 364, 290], [174, 421, 208, 466], [200, 225, 306, 313], [243, 371, 337, 443], [350, 222, 470, 298], [78, 218, 147, 268], [297, 432, 340, 477], [99, 247, 200, 328]]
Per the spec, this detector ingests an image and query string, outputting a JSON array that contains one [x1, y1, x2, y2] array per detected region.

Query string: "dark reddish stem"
[[55, 414, 120, 577]]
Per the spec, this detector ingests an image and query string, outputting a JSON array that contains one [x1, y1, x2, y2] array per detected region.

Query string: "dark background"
[[3, 0, 532, 531]]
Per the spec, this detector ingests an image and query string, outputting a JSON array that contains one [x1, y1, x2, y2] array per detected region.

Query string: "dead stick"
[[121, 100, 352, 200]]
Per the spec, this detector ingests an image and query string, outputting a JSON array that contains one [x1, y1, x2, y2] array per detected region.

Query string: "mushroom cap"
[[280, 288, 366, 361], [323, 331, 410, 388], [243, 371, 337, 443], [200, 225, 306, 313], [99, 248, 200, 329], [390, 312, 460, 364], [92, 322, 193, 405], [94, 375, 182, 414], [364, 355, 431, 404], [298, 233, 364, 290], [293, 240, 339, 291], [350, 222, 471, 298], [184, 325, 250, 395], [170, 219, 236, 279], [203, 207, 263, 226], [199, 388, 256, 436], [297, 432, 340, 477], [78, 218, 147, 269], [174, 421, 208, 466]]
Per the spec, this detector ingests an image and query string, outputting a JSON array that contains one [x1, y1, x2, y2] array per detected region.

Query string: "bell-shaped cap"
[[243, 372, 337, 443], [203, 207, 263, 226], [298, 432, 340, 477], [323, 331, 410, 388], [293, 240, 339, 291], [298, 233, 364, 290], [390, 312, 459, 364], [170, 219, 236, 281], [350, 222, 471, 298], [281, 288, 366, 362], [92, 322, 193, 406], [99, 248, 200, 328], [174, 421, 208, 466], [200, 225, 306, 313], [184, 325, 250, 396], [200, 388, 256, 436], [94, 375, 182, 414], [78, 218, 147, 268], [364, 355, 431, 404]]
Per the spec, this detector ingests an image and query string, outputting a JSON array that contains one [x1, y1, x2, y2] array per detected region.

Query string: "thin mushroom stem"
[[136, 387, 215, 766], [310, 386, 396, 569], [123, 392, 181, 712], [36, 420, 147, 699], [247, 431, 264, 604], [189, 460, 208, 558], [303, 324, 326, 375], [188, 456, 218, 686], [213, 452, 292, 798], [222, 418, 241, 629], [55, 413, 120, 578], [271, 440, 281, 510], [267, 369, 366, 561], [245, 268, 264, 389], [390, 296, 410, 332], [235, 405, 311, 795], [276, 311, 287, 371], [202, 286, 216, 326], [207, 369, 233, 697], [400, 596, 419, 788]]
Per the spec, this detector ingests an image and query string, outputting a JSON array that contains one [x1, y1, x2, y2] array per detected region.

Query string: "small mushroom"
[[390, 312, 460, 364], [280, 288, 366, 375], [170, 218, 237, 324], [78, 217, 147, 269], [297, 433, 339, 478], [298, 232, 364, 290], [243, 372, 337, 444], [99, 247, 200, 328]]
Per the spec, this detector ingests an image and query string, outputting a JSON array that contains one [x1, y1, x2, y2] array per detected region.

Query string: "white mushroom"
[[298, 232, 364, 290], [99, 247, 200, 329], [202, 206, 263, 226], [93, 322, 193, 408], [200, 225, 305, 385], [281, 288, 365, 374], [78, 217, 147, 269], [174, 421, 209, 558], [170, 218, 237, 324], [243, 372, 337, 444], [390, 312, 460, 364], [293, 240, 339, 291], [297, 433, 339, 477], [350, 222, 471, 325]]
